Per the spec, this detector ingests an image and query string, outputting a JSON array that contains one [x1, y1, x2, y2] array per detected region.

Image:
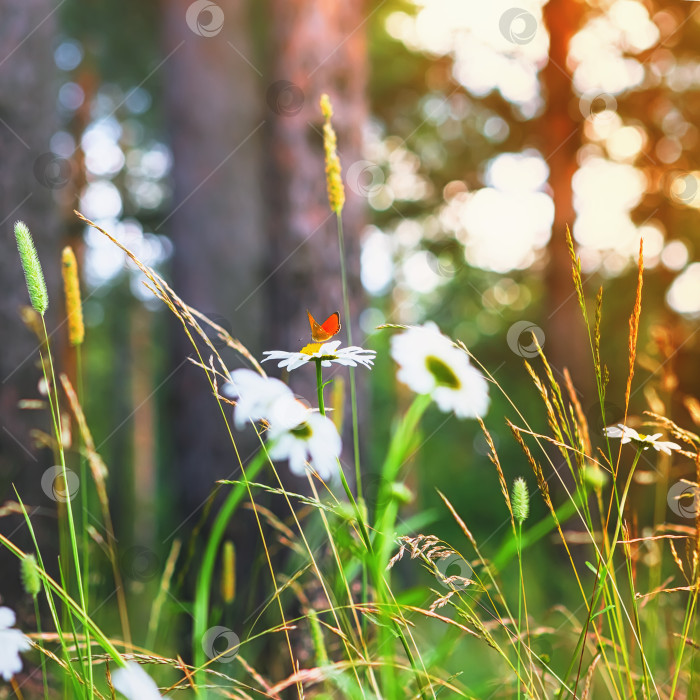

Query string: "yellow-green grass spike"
[[15, 221, 48, 315]]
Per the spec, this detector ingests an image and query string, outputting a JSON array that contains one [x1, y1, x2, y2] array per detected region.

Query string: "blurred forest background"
[[2, 0, 700, 689]]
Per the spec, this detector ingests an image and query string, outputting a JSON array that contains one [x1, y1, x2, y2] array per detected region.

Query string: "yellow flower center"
[[291, 422, 312, 439], [301, 343, 322, 355], [426, 355, 460, 389]]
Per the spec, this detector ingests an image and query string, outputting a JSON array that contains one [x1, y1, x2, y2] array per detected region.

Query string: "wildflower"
[[225, 369, 342, 479], [61, 246, 85, 346], [223, 369, 295, 429], [0, 607, 31, 681], [267, 410, 341, 480], [604, 424, 681, 455], [262, 340, 376, 372], [112, 661, 166, 699], [14, 221, 48, 316], [391, 323, 489, 419]]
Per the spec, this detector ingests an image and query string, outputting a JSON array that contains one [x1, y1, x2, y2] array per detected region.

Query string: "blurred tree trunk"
[[161, 1, 368, 675], [541, 1, 590, 401], [540, 1, 596, 533], [265, 0, 368, 486], [162, 0, 368, 512], [260, 0, 369, 676], [0, 0, 60, 594], [161, 0, 266, 519]]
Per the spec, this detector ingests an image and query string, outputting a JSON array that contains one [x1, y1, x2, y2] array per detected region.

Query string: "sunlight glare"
[[572, 158, 646, 256], [667, 263, 700, 317], [661, 240, 689, 271]]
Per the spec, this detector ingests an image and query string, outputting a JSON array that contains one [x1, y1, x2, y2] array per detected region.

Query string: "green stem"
[[33, 594, 50, 700], [374, 393, 431, 576], [40, 318, 92, 698], [314, 357, 372, 549], [12, 495, 85, 697], [394, 619, 429, 700], [492, 487, 589, 572], [669, 584, 699, 698], [316, 359, 325, 416], [335, 216, 362, 493], [0, 530, 123, 666], [517, 522, 523, 700], [562, 446, 644, 698], [75, 347, 93, 694], [192, 451, 268, 680], [372, 394, 430, 698]]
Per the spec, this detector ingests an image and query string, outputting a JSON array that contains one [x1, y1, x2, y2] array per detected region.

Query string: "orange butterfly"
[[307, 310, 341, 343]]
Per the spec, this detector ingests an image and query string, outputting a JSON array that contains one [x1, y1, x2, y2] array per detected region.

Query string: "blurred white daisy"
[[262, 341, 376, 371], [267, 410, 341, 480], [391, 323, 489, 419], [113, 661, 167, 699], [223, 369, 294, 429], [0, 607, 31, 681], [223, 369, 341, 479], [604, 424, 681, 455]]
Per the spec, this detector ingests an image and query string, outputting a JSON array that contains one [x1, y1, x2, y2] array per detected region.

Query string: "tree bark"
[[265, 0, 368, 482], [161, 0, 266, 518], [540, 0, 590, 402], [0, 0, 60, 595]]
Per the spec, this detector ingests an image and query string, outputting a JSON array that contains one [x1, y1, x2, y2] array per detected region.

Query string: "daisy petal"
[[391, 323, 489, 419], [0, 608, 31, 682]]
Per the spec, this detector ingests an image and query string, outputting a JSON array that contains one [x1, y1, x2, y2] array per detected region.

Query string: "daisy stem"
[[315, 360, 325, 416], [377, 394, 431, 569], [314, 359, 372, 551]]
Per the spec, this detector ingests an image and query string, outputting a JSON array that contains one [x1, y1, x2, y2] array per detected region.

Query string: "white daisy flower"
[[267, 410, 342, 480], [391, 323, 489, 419], [262, 341, 376, 371], [223, 369, 342, 479], [0, 607, 31, 682], [604, 424, 681, 455], [113, 661, 168, 699], [223, 369, 295, 429]]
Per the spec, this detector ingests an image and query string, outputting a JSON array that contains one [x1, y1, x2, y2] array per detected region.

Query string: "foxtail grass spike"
[[331, 375, 345, 433], [594, 286, 603, 373], [221, 540, 236, 604], [61, 246, 85, 346], [624, 238, 644, 422], [21, 554, 41, 597], [308, 609, 329, 667], [512, 477, 530, 525], [15, 221, 48, 315], [320, 94, 345, 214]]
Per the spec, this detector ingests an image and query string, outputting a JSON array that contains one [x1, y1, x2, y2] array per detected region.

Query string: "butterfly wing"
[[320, 312, 341, 337], [308, 310, 341, 342]]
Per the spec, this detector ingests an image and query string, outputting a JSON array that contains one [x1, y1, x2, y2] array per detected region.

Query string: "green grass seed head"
[[512, 477, 529, 525], [21, 554, 41, 597], [15, 221, 48, 316]]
